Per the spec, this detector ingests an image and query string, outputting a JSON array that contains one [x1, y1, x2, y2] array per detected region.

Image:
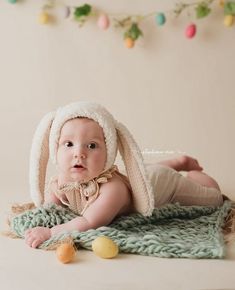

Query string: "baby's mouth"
[[73, 164, 86, 169]]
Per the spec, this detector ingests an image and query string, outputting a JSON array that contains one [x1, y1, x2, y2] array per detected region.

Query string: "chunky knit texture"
[[9, 201, 232, 259]]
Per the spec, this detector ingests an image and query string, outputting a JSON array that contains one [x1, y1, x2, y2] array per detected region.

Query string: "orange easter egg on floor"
[[56, 243, 76, 264]]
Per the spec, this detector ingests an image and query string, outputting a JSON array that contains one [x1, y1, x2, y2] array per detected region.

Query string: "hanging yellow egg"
[[38, 11, 50, 25], [92, 236, 119, 259], [224, 15, 234, 27]]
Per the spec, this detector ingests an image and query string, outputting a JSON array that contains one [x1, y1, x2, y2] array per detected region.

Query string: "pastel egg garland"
[[6, 0, 235, 48]]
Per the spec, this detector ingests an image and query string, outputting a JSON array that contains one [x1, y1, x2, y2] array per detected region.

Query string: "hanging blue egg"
[[155, 13, 166, 26]]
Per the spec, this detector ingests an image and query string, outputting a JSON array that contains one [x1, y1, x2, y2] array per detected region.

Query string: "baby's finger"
[[25, 236, 35, 247], [32, 239, 41, 249]]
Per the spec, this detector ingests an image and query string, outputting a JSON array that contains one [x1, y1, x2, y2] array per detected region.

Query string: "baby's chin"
[[58, 169, 105, 184], [70, 172, 99, 183]]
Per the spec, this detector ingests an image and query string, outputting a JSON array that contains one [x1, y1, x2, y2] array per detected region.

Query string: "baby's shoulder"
[[99, 174, 134, 215], [100, 174, 128, 191], [99, 174, 131, 201], [99, 175, 132, 213]]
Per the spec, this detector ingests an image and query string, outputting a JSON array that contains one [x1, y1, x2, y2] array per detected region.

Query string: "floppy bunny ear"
[[29, 111, 55, 206], [116, 122, 154, 216]]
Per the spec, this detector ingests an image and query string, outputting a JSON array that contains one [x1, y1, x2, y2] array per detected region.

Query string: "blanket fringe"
[[1, 230, 21, 239], [2, 202, 36, 240], [40, 236, 75, 251], [223, 204, 235, 243], [11, 202, 36, 215]]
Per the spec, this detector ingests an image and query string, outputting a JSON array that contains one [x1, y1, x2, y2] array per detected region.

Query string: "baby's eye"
[[87, 142, 98, 149], [64, 141, 73, 147]]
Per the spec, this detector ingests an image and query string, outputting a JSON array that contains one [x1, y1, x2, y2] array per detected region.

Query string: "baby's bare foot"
[[177, 155, 203, 172]]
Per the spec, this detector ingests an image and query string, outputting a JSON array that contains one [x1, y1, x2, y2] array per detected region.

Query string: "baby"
[[25, 102, 224, 248]]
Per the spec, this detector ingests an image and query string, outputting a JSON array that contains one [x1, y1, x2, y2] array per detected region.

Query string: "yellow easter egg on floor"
[[92, 236, 119, 259], [56, 243, 76, 264], [224, 15, 234, 27]]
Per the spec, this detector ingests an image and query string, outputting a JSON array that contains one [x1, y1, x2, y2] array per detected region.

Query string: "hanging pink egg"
[[185, 24, 196, 39], [97, 14, 110, 30]]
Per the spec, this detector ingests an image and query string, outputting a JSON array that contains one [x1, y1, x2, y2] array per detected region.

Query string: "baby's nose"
[[73, 145, 86, 159]]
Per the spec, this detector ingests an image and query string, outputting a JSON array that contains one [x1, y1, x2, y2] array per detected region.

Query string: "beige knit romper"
[[47, 164, 223, 215], [47, 165, 131, 215], [146, 163, 223, 207]]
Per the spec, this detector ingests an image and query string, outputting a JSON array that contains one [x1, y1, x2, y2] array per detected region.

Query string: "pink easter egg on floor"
[[185, 24, 196, 39], [97, 14, 110, 30]]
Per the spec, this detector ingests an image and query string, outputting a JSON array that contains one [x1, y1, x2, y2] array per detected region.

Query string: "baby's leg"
[[171, 171, 223, 206], [151, 165, 223, 207], [158, 155, 203, 172], [186, 170, 230, 201], [186, 170, 220, 190]]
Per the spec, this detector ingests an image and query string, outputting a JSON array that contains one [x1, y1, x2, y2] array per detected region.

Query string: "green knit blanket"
[[10, 201, 232, 259]]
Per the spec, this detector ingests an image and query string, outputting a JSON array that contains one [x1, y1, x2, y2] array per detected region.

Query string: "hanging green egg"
[[8, 0, 17, 3], [155, 13, 166, 26]]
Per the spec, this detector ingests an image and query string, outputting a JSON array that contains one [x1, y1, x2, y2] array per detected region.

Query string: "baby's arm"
[[25, 179, 130, 248], [51, 179, 130, 235]]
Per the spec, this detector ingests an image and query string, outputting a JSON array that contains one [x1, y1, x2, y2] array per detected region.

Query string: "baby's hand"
[[25, 227, 51, 248]]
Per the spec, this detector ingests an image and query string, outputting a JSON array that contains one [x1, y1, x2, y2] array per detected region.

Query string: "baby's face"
[[57, 118, 107, 183]]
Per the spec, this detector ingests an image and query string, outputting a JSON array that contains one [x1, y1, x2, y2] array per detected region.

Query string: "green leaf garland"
[[224, 1, 235, 15], [196, 3, 211, 18]]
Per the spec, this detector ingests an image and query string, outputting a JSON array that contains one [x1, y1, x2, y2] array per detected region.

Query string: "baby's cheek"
[[57, 149, 69, 167], [93, 152, 106, 168]]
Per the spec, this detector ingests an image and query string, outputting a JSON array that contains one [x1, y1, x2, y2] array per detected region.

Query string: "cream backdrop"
[[0, 0, 234, 204]]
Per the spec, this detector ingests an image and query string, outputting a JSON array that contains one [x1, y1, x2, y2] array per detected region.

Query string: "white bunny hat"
[[29, 101, 154, 216]]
